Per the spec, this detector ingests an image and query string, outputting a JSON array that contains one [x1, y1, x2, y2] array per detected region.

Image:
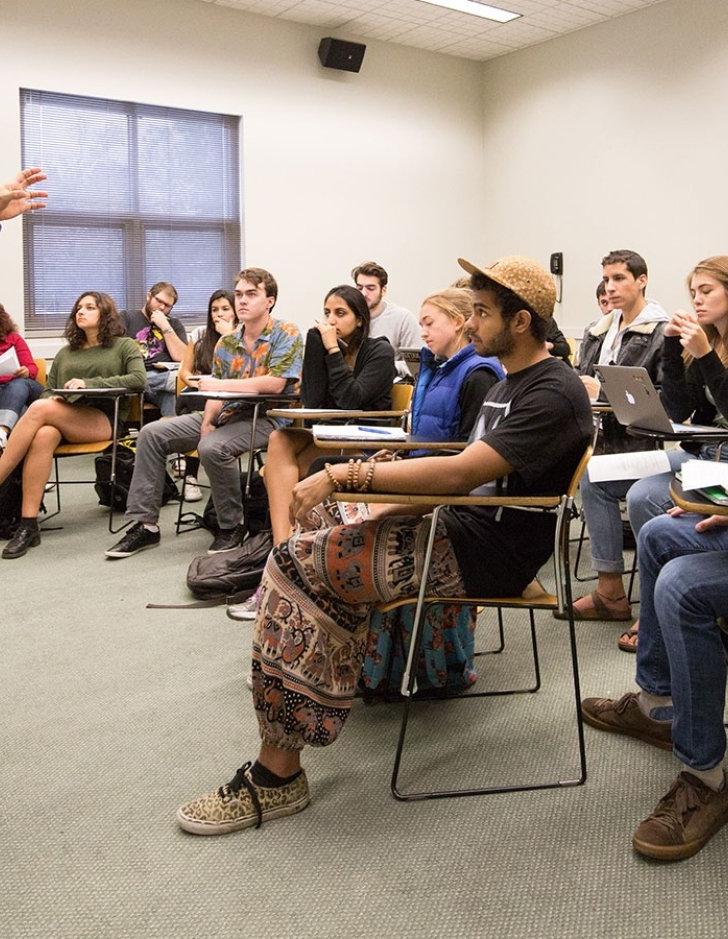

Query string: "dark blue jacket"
[[411, 344, 505, 442]]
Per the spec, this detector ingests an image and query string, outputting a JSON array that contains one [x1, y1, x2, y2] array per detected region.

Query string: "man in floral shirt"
[[106, 268, 303, 558]]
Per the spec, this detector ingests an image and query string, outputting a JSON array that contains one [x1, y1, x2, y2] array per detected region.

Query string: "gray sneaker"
[[227, 587, 262, 621]]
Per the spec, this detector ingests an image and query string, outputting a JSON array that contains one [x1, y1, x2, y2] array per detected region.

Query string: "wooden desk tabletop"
[[266, 407, 407, 420], [670, 478, 728, 516], [312, 436, 467, 451]]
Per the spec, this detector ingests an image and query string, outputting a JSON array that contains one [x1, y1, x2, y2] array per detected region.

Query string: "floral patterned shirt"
[[211, 317, 303, 420]]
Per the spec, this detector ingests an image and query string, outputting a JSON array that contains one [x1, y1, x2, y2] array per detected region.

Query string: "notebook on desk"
[[595, 365, 721, 436]]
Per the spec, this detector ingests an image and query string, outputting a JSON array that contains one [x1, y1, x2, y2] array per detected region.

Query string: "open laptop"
[[595, 365, 723, 436]]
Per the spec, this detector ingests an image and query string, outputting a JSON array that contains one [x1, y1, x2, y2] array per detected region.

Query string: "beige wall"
[[3, 0, 725, 352], [0, 0, 486, 353], [479, 0, 728, 334]]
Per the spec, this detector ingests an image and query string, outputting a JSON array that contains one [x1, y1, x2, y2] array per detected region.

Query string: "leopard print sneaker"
[[176, 762, 310, 835]]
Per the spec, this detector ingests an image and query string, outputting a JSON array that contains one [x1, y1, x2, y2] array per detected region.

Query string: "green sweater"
[[43, 337, 147, 420]]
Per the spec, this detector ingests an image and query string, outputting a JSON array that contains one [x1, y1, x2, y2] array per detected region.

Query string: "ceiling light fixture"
[[415, 1, 521, 23]]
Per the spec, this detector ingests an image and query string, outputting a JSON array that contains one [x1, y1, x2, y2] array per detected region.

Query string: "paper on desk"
[[680, 459, 728, 491], [312, 423, 407, 441], [587, 450, 671, 483], [0, 346, 21, 378]]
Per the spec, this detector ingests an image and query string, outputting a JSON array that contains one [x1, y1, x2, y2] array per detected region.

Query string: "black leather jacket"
[[577, 309, 667, 453]]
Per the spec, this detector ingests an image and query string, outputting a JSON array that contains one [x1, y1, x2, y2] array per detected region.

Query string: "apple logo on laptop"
[[625, 391, 636, 405]]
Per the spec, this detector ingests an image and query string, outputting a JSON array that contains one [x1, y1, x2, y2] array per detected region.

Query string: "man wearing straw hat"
[[176, 255, 593, 835]]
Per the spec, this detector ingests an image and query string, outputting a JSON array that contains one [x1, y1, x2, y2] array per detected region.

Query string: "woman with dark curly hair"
[[0, 291, 146, 559], [0, 302, 44, 451]]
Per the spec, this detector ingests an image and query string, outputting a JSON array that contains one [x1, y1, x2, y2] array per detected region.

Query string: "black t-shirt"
[[121, 309, 187, 368], [443, 356, 593, 597]]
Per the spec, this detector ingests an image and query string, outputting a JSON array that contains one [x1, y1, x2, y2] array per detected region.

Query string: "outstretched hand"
[[0, 167, 48, 221]]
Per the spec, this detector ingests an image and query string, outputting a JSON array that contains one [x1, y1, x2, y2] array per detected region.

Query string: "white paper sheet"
[[587, 449, 671, 483], [0, 346, 21, 378], [680, 459, 728, 491], [312, 423, 407, 442]]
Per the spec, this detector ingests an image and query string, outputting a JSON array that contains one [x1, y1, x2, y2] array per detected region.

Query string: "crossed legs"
[[0, 398, 111, 517]]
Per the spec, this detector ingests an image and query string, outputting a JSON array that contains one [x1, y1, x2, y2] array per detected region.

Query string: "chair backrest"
[[568, 444, 594, 498], [391, 383, 414, 412], [33, 357, 47, 385]]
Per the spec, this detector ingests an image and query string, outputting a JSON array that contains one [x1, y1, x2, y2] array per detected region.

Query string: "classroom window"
[[20, 89, 242, 334]]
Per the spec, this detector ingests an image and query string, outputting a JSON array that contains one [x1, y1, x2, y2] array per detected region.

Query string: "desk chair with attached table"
[[44, 388, 143, 533], [337, 445, 593, 801]]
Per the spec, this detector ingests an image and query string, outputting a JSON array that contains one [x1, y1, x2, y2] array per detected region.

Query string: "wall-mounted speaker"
[[318, 38, 366, 73]]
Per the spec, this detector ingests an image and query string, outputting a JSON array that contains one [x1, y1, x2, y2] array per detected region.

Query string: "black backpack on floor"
[[186, 529, 274, 601], [200, 470, 269, 536], [94, 440, 178, 512]]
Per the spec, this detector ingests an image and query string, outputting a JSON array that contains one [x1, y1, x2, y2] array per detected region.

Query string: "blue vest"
[[410, 344, 504, 442]]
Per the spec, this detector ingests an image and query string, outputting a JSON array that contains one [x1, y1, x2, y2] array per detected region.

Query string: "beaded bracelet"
[[346, 458, 358, 492], [323, 463, 340, 491], [358, 460, 376, 493]]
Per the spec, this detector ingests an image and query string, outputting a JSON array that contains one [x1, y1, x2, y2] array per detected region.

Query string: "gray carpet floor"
[[2, 457, 727, 939]]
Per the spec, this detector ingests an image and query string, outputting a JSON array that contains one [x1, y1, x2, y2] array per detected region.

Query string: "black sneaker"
[[105, 522, 160, 558], [208, 526, 244, 555]]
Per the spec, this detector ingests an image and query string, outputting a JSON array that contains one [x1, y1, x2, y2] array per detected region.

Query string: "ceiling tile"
[[202, 0, 669, 62]]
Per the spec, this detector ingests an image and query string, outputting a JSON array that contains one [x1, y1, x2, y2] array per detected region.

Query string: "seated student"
[[352, 260, 422, 380], [175, 255, 593, 835], [229, 288, 504, 690], [0, 292, 146, 559], [619, 256, 728, 652], [105, 268, 303, 559], [581, 508, 728, 861], [361, 287, 504, 692], [566, 250, 668, 622], [0, 302, 44, 451], [176, 289, 238, 502], [121, 281, 187, 417], [261, 284, 395, 548]]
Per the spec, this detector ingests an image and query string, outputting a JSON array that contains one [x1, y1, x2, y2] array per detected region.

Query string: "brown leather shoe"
[[581, 692, 672, 751], [633, 772, 728, 861]]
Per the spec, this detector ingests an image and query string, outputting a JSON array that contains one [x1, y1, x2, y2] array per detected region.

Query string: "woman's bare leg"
[[0, 399, 112, 514], [21, 425, 62, 517], [264, 429, 317, 544]]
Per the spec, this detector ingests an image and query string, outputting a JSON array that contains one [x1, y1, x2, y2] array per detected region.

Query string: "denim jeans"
[[0, 377, 44, 430], [143, 368, 177, 417], [579, 473, 632, 574], [636, 513, 728, 770], [628, 446, 728, 535]]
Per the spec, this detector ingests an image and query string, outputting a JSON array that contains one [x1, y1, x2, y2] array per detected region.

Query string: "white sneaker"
[[0, 428, 7, 451], [183, 476, 203, 502], [227, 587, 262, 621], [171, 456, 186, 479]]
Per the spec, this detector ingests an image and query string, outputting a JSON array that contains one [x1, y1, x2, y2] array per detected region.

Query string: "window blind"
[[21, 89, 242, 334]]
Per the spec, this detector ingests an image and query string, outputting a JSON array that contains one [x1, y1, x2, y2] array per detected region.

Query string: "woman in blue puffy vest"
[[362, 287, 504, 695]]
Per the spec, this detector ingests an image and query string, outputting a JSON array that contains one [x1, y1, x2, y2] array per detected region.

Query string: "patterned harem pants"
[[251, 514, 466, 750]]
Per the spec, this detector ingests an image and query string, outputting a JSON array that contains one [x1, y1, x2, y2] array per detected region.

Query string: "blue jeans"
[[143, 368, 177, 417], [579, 473, 632, 574], [636, 513, 728, 770], [628, 446, 728, 535], [0, 377, 44, 430]]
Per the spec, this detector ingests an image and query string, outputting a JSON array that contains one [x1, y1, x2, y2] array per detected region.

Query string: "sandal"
[[554, 590, 632, 622], [618, 623, 639, 653]]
